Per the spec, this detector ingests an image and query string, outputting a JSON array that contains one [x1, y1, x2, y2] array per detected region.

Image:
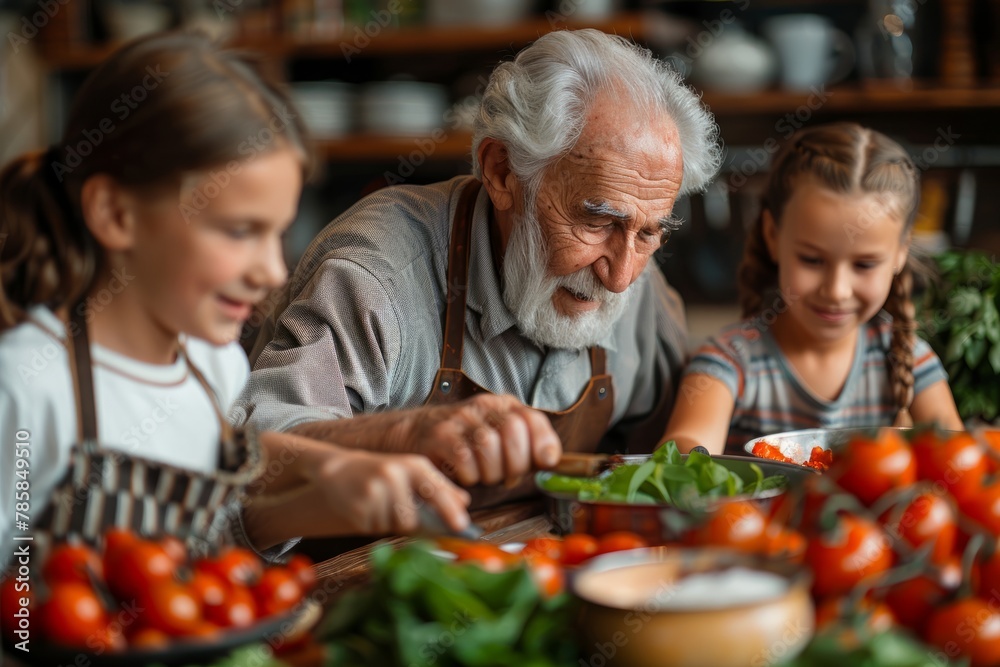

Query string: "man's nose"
[[600, 244, 640, 294]]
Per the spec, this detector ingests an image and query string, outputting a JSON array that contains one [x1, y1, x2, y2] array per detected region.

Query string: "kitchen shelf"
[[36, 11, 680, 70], [701, 84, 1000, 115], [315, 131, 472, 161]]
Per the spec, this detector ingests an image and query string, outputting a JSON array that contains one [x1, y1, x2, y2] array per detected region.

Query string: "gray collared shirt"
[[231, 176, 688, 450]]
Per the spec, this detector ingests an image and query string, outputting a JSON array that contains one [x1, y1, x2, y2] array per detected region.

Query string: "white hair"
[[472, 28, 722, 200]]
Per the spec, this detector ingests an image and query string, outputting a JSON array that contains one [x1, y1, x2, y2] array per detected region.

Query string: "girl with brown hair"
[[0, 32, 470, 568], [664, 122, 963, 455]]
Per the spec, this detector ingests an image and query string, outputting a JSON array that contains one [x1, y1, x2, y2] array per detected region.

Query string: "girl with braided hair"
[[663, 122, 962, 456]]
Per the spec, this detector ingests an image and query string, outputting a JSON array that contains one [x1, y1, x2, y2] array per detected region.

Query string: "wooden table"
[[281, 501, 556, 666], [313, 500, 553, 588]]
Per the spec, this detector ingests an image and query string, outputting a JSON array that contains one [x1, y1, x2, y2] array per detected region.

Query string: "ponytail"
[[737, 211, 778, 319], [0, 148, 96, 330], [884, 262, 917, 426]]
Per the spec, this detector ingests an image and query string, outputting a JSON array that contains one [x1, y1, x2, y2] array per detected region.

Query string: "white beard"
[[501, 204, 639, 350]]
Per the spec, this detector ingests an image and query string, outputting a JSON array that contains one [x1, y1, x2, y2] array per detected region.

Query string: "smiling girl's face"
[[122, 147, 301, 348], [763, 179, 910, 346]]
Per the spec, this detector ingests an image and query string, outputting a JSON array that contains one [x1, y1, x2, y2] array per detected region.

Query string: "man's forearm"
[[288, 408, 418, 453]]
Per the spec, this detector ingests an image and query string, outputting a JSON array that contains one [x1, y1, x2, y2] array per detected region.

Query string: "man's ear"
[[762, 209, 780, 264], [477, 138, 518, 212], [79, 174, 137, 252]]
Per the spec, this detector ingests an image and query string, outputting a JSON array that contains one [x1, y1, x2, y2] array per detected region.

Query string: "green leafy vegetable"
[[780, 626, 963, 667], [539, 442, 787, 509], [316, 543, 577, 667], [919, 250, 1000, 422]]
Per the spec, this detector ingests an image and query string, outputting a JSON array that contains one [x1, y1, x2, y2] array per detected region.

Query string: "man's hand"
[[388, 394, 563, 487]]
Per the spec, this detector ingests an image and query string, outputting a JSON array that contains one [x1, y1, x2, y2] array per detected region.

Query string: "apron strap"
[[181, 342, 241, 468], [67, 304, 99, 450], [440, 179, 483, 370], [589, 347, 606, 376]]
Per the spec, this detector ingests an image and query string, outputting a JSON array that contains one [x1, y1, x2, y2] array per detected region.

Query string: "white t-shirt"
[[0, 306, 250, 551]]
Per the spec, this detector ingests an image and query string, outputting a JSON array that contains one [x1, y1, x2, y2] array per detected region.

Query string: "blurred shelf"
[[37, 11, 679, 70], [701, 84, 1000, 115], [315, 132, 473, 161]]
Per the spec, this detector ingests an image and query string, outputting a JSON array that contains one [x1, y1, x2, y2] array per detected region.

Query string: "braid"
[[737, 213, 778, 319], [884, 263, 916, 426]]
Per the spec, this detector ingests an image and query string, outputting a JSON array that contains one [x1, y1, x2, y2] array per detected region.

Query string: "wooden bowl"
[[572, 548, 814, 667]]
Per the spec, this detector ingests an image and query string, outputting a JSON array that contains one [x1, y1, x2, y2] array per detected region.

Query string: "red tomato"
[[190, 571, 227, 608], [139, 581, 202, 636], [523, 554, 564, 598], [453, 544, 517, 573], [251, 568, 303, 618], [204, 585, 256, 629], [975, 548, 1000, 600], [186, 620, 221, 641], [103, 528, 137, 555], [196, 548, 264, 588], [38, 583, 110, 648], [159, 536, 187, 566], [1, 575, 32, 641], [287, 554, 317, 592], [913, 431, 988, 502], [105, 539, 174, 601], [764, 526, 807, 563], [522, 538, 564, 562], [880, 491, 957, 565], [832, 430, 916, 506], [560, 534, 599, 566], [43, 543, 103, 586], [960, 484, 1000, 535], [692, 503, 767, 553], [594, 531, 648, 556], [87, 626, 127, 654], [805, 513, 893, 598], [926, 598, 1000, 667], [885, 559, 961, 634], [815, 596, 895, 633], [128, 627, 170, 649]]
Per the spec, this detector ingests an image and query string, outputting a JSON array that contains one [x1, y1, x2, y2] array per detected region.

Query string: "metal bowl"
[[535, 454, 815, 544], [743, 427, 963, 465]]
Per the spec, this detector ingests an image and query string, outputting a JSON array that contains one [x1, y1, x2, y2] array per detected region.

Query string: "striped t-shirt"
[[685, 311, 948, 455]]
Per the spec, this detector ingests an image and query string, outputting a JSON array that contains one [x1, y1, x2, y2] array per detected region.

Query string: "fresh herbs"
[[919, 250, 1000, 423], [315, 543, 577, 667], [538, 441, 786, 509]]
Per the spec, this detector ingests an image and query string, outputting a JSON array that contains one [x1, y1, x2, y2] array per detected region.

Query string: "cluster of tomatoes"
[[1, 529, 315, 653], [789, 429, 1000, 667], [437, 531, 650, 598]]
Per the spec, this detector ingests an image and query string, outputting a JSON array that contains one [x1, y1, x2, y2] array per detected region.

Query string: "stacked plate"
[[290, 81, 355, 138]]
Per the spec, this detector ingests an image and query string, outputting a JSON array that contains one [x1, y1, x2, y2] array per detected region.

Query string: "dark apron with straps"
[[423, 180, 615, 507], [29, 305, 263, 562]]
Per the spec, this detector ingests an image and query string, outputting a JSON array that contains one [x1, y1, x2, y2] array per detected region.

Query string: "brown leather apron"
[[26, 306, 263, 563], [423, 180, 615, 506]]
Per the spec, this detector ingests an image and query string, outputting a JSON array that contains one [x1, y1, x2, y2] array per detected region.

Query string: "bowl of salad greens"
[[536, 442, 814, 544]]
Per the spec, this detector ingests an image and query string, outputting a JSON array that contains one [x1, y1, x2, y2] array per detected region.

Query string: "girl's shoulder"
[[700, 321, 771, 359], [181, 337, 251, 409], [0, 306, 70, 390]]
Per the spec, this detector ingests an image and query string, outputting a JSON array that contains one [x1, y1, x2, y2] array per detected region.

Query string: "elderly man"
[[232, 29, 721, 501]]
